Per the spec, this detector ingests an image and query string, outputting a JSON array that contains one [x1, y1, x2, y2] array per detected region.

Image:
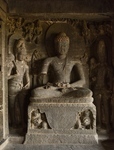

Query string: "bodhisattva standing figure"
[[8, 39, 30, 128], [93, 40, 113, 132], [32, 32, 92, 99]]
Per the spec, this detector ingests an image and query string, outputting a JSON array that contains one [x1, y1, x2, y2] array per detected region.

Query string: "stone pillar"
[[0, 0, 8, 141], [111, 18, 114, 128], [112, 19, 114, 67], [0, 21, 3, 142], [0, 20, 8, 141]]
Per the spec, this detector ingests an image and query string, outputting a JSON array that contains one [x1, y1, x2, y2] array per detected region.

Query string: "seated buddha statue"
[[31, 32, 92, 99]]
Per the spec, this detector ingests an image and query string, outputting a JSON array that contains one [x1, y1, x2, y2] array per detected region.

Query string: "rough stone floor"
[[0, 143, 106, 150], [1, 132, 114, 150], [1, 139, 114, 150]]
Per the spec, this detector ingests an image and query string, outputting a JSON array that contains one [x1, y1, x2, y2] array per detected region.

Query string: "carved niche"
[[6, 17, 113, 133]]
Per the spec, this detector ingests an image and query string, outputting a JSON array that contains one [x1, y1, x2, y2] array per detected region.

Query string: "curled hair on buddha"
[[54, 32, 70, 44]]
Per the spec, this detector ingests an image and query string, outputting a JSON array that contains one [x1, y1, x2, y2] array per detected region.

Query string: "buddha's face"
[[54, 33, 70, 56], [55, 41, 69, 55]]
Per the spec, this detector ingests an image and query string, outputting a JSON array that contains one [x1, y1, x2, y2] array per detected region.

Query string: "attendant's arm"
[[7, 61, 19, 80], [23, 66, 30, 89]]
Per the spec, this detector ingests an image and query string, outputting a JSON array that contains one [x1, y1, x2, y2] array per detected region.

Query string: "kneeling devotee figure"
[[32, 32, 92, 99]]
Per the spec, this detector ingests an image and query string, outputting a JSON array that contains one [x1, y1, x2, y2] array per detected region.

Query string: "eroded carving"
[[23, 20, 43, 44], [32, 20, 43, 44], [24, 22, 34, 43], [82, 21, 112, 47], [7, 39, 30, 128], [90, 40, 113, 131], [7, 18, 16, 34], [30, 108, 51, 129], [15, 17, 24, 30], [74, 110, 94, 130], [31, 32, 92, 99], [24, 23, 98, 144], [7, 17, 25, 35]]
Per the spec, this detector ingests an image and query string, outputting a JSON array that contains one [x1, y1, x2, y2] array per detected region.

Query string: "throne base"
[[24, 97, 98, 144]]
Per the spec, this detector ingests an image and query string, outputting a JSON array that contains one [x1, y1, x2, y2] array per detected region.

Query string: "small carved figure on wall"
[[82, 21, 91, 45], [24, 22, 34, 42], [32, 20, 43, 44], [82, 22, 97, 46], [15, 17, 24, 30], [81, 110, 93, 129], [30, 108, 49, 129], [7, 18, 16, 34], [74, 110, 93, 130], [7, 39, 30, 128]]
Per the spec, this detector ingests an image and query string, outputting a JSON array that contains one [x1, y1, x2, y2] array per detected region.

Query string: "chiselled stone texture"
[[24, 31, 98, 145], [1, 143, 105, 150], [7, 0, 113, 14], [0, 73, 3, 142], [25, 97, 98, 145], [0, 20, 3, 142]]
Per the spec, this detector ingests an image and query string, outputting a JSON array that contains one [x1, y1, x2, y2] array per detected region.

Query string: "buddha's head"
[[54, 32, 70, 56]]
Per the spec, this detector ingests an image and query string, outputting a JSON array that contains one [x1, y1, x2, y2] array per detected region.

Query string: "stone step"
[[2, 143, 104, 150]]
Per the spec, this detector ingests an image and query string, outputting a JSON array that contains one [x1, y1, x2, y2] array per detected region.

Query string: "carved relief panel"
[[29, 107, 51, 129], [74, 109, 95, 130], [6, 17, 113, 133]]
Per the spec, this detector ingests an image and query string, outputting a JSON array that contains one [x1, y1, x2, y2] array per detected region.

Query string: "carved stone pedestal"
[[24, 96, 98, 145]]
